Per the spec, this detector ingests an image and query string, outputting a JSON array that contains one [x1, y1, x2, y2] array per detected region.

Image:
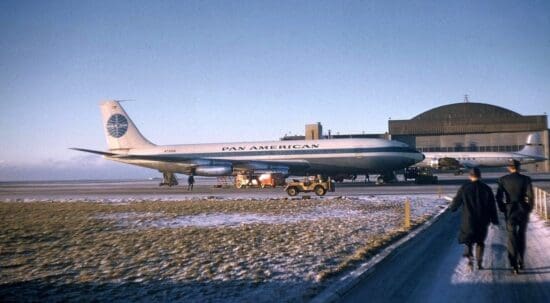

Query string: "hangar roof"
[[389, 102, 547, 136], [412, 102, 521, 121]]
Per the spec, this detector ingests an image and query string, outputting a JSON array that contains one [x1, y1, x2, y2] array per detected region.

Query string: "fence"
[[534, 187, 549, 220]]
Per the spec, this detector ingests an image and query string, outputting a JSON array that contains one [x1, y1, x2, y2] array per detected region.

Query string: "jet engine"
[[436, 157, 461, 170], [194, 166, 233, 176]]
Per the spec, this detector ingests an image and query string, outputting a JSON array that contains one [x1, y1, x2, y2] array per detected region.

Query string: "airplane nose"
[[415, 151, 425, 163]]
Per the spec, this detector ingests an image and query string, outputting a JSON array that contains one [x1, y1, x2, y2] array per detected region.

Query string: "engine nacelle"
[[437, 157, 461, 170], [194, 166, 233, 176]]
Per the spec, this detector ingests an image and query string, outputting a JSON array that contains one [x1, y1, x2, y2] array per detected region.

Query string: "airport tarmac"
[[1, 172, 550, 201]]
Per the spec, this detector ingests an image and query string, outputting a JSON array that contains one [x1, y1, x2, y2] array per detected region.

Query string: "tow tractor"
[[284, 176, 335, 196], [404, 167, 438, 184], [414, 167, 439, 184], [404, 167, 419, 181]]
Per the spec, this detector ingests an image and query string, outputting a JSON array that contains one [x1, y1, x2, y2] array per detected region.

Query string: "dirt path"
[[339, 212, 550, 303]]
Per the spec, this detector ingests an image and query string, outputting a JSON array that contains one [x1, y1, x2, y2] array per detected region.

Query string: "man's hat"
[[469, 167, 481, 178], [508, 159, 521, 169]]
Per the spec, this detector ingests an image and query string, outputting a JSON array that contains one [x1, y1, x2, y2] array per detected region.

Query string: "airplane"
[[415, 133, 547, 171], [72, 100, 425, 185]]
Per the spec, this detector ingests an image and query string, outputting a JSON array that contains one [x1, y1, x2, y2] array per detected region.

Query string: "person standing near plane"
[[450, 168, 499, 270], [496, 159, 534, 274], [187, 174, 195, 191]]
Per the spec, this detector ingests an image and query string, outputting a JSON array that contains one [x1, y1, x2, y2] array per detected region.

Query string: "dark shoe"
[[518, 261, 523, 270], [467, 259, 474, 271], [512, 267, 519, 275], [477, 262, 483, 270]]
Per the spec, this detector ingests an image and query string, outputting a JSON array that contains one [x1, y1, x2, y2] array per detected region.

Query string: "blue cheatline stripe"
[[125, 146, 420, 160]]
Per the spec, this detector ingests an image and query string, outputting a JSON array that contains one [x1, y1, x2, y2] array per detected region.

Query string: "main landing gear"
[[159, 172, 178, 187], [376, 172, 397, 185]]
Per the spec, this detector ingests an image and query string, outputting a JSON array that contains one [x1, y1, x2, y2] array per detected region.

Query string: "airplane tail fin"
[[518, 133, 545, 157], [100, 100, 155, 151]]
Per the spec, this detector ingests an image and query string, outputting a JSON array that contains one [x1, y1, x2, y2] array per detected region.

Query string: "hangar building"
[[389, 102, 549, 172]]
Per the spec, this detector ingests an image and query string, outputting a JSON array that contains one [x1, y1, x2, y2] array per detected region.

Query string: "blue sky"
[[1, 0, 549, 180]]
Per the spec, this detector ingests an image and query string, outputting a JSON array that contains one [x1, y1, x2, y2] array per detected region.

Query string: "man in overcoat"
[[450, 168, 499, 270], [496, 159, 534, 274]]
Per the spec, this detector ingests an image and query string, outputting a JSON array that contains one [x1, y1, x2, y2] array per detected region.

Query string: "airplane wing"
[[70, 148, 308, 174]]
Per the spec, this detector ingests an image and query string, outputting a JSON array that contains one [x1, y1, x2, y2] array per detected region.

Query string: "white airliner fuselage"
[[107, 138, 424, 176], [416, 133, 546, 169]]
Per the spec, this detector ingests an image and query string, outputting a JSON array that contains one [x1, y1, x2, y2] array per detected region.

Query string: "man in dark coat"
[[187, 174, 195, 191], [450, 168, 499, 270], [496, 159, 534, 274]]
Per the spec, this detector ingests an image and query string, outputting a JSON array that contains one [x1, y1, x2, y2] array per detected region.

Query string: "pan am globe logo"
[[106, 114, 129, 138]]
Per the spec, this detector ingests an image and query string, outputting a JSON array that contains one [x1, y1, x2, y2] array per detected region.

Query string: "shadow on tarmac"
[[0, 279, 315, 302]]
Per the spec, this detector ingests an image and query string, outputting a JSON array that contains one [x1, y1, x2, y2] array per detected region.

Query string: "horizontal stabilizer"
[[70, 148, 117, 157]]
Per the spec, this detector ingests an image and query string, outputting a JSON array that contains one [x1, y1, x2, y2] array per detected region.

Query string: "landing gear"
[[375, 172, 397, 185], [333, 176, 345, 183], [159, 172, 178, 187]]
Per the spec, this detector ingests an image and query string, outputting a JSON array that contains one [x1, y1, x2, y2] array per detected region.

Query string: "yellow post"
[[544, 190, 548, 221], [535, 187, 542, 214], [404, 198, 411, 230]]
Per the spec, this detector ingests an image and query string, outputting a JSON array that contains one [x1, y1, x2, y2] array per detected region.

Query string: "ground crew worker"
[[496, 159, 534, 274], [187, 174, 195, 191], [450, 167, 499, 270]]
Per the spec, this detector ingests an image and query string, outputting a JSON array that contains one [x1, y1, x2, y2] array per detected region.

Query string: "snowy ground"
[[0, 195, 447, 302]]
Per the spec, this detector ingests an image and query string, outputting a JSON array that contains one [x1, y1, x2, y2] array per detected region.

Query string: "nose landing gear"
[[375, 172, 397, 185]]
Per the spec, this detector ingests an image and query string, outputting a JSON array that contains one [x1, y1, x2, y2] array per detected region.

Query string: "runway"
[[1, 172, 550, 201]]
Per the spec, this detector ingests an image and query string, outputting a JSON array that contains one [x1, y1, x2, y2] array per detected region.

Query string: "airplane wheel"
[[314, 186, 326, 196], [286, 187, 298, 196], [376, 176, 384, 185]]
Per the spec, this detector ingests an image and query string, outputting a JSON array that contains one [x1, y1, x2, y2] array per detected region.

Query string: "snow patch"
[[99, 207, 364, 228]]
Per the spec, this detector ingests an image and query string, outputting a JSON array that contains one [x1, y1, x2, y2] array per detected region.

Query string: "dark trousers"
[[464, 242, 485, 264], [506, 220, 528, 268]]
